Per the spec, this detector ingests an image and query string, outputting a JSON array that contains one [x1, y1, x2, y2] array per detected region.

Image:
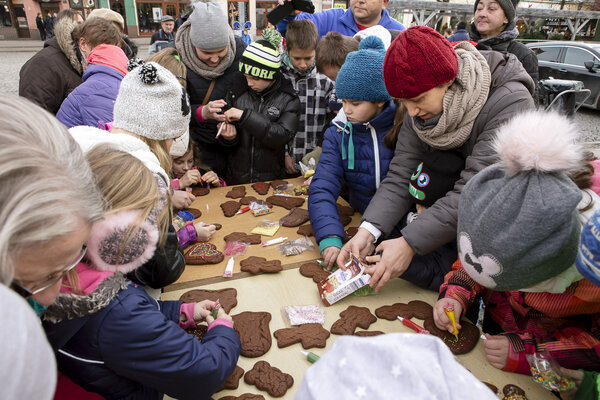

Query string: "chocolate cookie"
[[211, 223, 222, 230], [221, 201, 241, 217], [244, 361, 294, 398], [280, 207, 309, 227], [296, 224, 314, 237], [339, 214, 352, 226], [265, 196, 305, 210], [502, 384, 527, 400], [423, 317, 479, 355], [224, 232, 261, 244], [274, 323, 330, 349], [220, 365, 245, 390], [186, 325, 208, 341], [240, 256, 283, 274], [184, 243, 225, 265], [226, 186, 246, 199], [179, 288, 238, 313], [232, 311, 272, 357], [270, 180, 288, 189], [299, 262, 330, 283], [337, 204, 354, 216], [344, 227, 359, 242], [252, 182, 270, 195], [240, 196, 258, 205], [354, 330, 385, 337], [375, 300, 433, 321], [219, 395, 265, 400], [330, 306, 377, 335], [191, 186, 210, 196], [482, 382, 498, 394], [184, 208, 202, 219]]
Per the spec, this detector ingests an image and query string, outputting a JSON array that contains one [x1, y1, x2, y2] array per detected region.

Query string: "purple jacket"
[[57, 63, 124, 128]]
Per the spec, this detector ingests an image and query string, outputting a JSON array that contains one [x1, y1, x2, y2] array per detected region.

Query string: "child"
[[308, 36, 396, 269], [280, 21, 334, 174], [57, 43, 128, 128], [43, 145, 240, 400], [70, 62, 190, 289], [220, 37, 301, 184], [433, 111, 600, 377]]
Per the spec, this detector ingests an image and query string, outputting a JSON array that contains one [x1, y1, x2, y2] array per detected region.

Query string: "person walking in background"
[[448, 21, 470, 42], [36, 13, 46, 41]]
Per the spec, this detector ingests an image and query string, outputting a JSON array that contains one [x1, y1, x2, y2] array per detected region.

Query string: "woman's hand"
[[201, 99, 227, 122], [337, 228, 375, 268], [364, 237, 416, 293]]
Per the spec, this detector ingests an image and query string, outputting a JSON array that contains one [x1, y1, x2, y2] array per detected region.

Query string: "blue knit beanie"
[[335, 36, 391, 102]]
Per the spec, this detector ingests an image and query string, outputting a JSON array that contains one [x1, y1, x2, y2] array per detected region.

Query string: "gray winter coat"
[[361, 50, 535, 255]]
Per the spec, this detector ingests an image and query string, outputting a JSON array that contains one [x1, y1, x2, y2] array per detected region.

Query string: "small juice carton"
[[318, 254, 371, 306]]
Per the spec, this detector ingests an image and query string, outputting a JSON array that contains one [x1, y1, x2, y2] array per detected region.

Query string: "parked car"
[[526, 41, 600, 109]]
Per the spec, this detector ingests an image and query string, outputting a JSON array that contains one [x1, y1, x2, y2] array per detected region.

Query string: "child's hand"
[[285, 154, 298, 174], [172, 190, 195, 210], [224, 107, 243, 122], [322, 246, 341, 271], [179, 169, 202, 188], [483, 334, 509, 370], [218, 122, 237, 141], [201, 171, 220, 187], [194, 222, 216, 241], [433, 298, 463, 333], [202, 99, 227, 122], [205, 305, 233, 325], [192, 300, 216, 322]]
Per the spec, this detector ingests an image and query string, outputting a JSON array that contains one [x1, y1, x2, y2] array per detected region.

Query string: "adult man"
[[286, 0, 405, 39], [148, 15, 175, 55], [36, 13, 46, 41], [447, 21, 470, 42]]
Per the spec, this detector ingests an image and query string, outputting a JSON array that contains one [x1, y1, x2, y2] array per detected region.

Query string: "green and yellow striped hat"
[[239, 39, 281, 81]]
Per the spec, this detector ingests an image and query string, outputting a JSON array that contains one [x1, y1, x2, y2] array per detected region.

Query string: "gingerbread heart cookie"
[[330, 306, 377, 335], [191, 186, 210, 196], [280, 207, 309, 227], [240, 256, 282, 274], [240, 196, 258, 205], [244, 361, 294, 398], [183, 208, 202, 219], [220, 201, 241, 217], [226, 186, 246, 199], [265, 196, 305, 210], [224, 232, 261, 244], [184, 243, 224, 265], [423, 317, 479, 355], [375, 300, 433, 321], [232, 311, 272, 357], [251, 182, 270, 195], [296, 224, 314, 237], [179, 288, 238, 313], [299, 262, 330, 283], [220, 365, 245, 391], [339, 215, 352, 226], [274, 323, 330, 349]]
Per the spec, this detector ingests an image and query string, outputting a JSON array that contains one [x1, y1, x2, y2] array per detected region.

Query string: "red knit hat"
[[383, 26, 458, 99]]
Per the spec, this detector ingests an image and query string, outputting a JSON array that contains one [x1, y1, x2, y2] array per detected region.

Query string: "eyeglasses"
[[11, 244, 87, 298]]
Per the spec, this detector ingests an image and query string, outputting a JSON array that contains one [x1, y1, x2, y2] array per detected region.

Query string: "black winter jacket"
[[223, 73, 301, 185], [186, 37, 247, 177]]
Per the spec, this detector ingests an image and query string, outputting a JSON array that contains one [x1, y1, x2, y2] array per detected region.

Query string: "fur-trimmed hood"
[[54, 16, 83, 74]]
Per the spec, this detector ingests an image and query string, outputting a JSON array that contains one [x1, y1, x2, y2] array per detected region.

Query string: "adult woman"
[[0, 95, 103, 305], [340, 26, 535, 292], [470, 0, 538, 86], [175, 1, 246, 177]]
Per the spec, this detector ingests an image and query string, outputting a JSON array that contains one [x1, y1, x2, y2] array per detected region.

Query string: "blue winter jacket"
[[296, 8, 405, 40], [57, 63, 124, 128], [43, 277, 241, 400], [448, 29, 470, 42], [308, 101, 396, 251]]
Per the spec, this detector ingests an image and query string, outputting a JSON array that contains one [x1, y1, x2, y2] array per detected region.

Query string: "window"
[[532, 46, 561, 63], [564, 47, 599, 68]]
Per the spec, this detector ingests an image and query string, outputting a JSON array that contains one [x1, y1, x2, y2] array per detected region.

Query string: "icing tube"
[[223, 257, 235, 278], [397, 316, 429, 334], [261, 237, 288, 247]]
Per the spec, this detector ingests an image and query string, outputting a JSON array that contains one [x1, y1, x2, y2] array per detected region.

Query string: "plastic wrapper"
[[172, 215, 188, 232], [283, 305, 326, 326], [272, 183, 294, 197], [299, 158, 316, 179], [277, 236, 314, 256], [251, 219, 280, 236], [249, 200, 273, 217], [223, 241, 249, 257], [526, 352, 576, 391]]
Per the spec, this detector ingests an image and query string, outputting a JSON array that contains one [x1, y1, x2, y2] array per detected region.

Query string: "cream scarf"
[[175, 20, 236, 80], [412, 41, 491, 150]]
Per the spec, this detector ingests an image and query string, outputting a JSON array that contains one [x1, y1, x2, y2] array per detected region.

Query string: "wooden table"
[[165, 177, 361, 292], [162, 269, 555, 400]]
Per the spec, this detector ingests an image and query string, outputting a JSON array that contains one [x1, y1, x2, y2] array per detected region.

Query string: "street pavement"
[[1, 39, 598, 146]]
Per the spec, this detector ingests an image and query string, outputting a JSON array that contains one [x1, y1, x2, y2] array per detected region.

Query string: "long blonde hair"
[[139, 136, 173, 177], [0, 96, 104, 285]]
